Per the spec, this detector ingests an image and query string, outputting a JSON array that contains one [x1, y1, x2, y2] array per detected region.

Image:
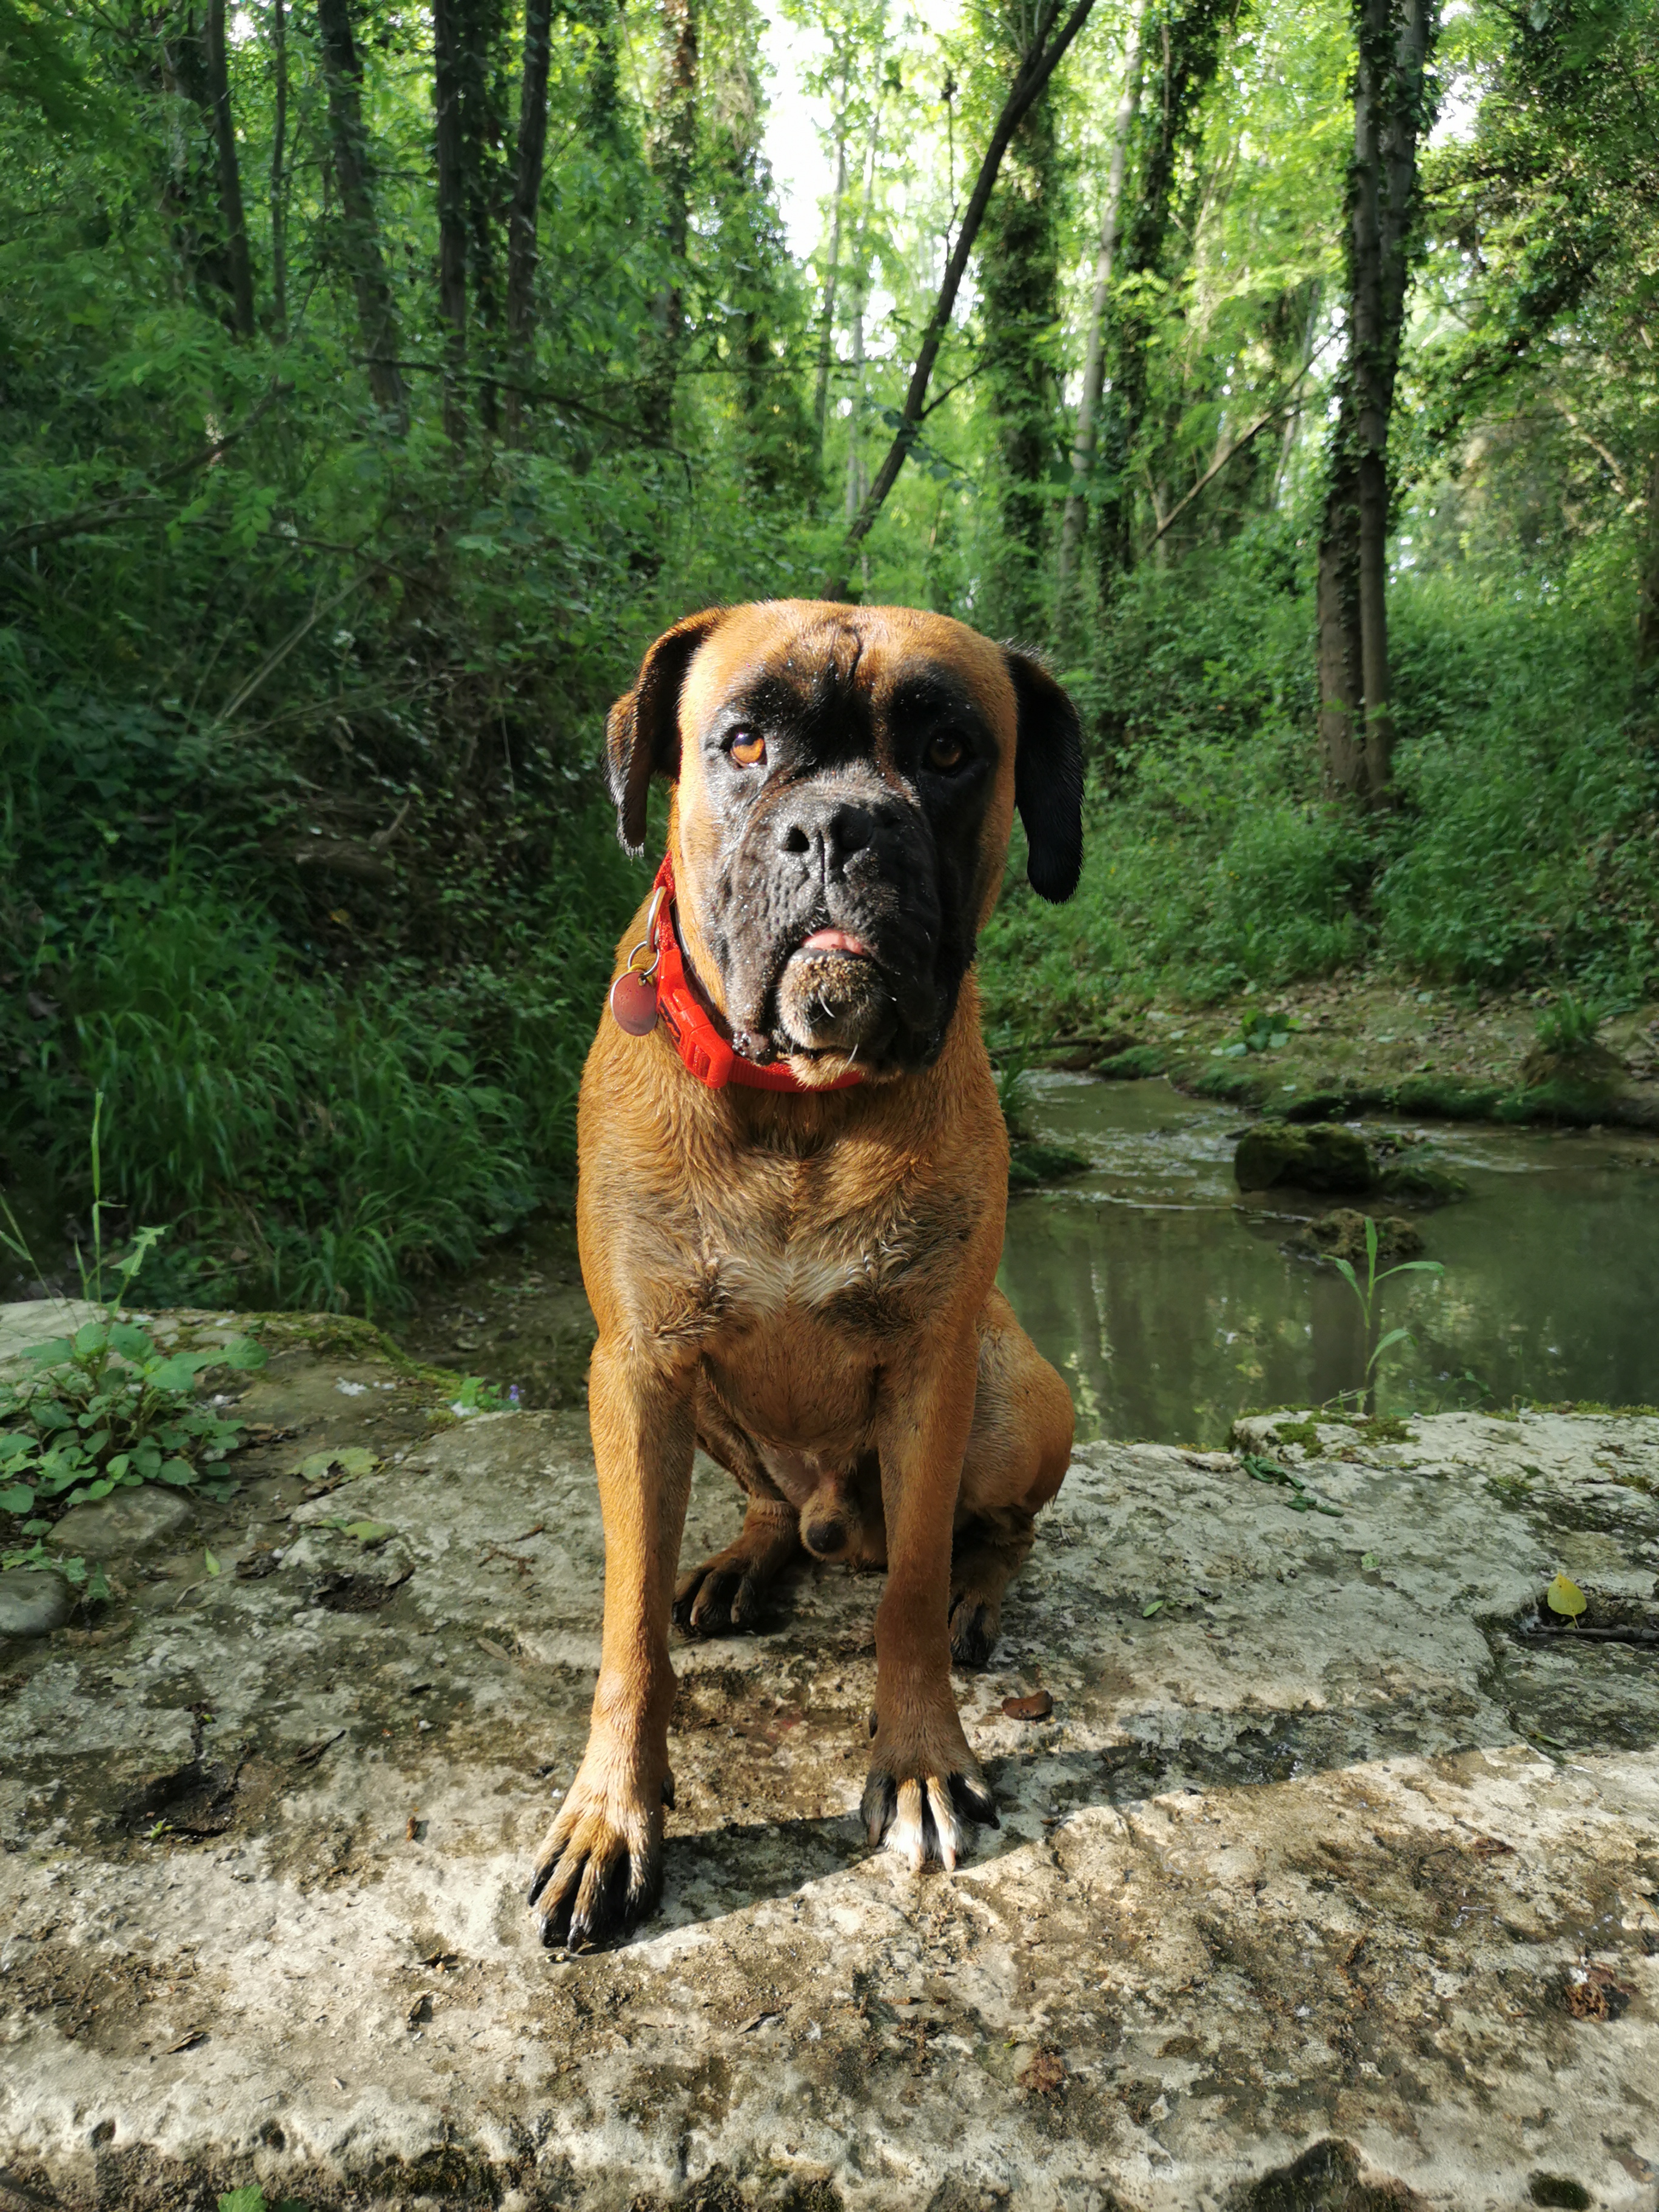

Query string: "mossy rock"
[[1493, 1079, 1614, 1127], [1376, 1156, 1468, 1208], [1234, 1121, 1373, 1195], [1391, 1076, 1503, 1121], [1009, 1142, 1091, 1192], [1290, 1209, 1423, 1267], [1282, 1088, 1364, 1124], [1520, 1041, 1624, 1091], [1097, 1044, 1168, 1079], [1188, 1063, 1269, 1105]]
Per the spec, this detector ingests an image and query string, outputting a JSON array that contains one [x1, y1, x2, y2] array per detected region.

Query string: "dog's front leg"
[[864, 1324, 998, 1872], [528, 1338, 692, 1948]]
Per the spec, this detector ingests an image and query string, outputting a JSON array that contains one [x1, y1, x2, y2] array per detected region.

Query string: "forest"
[[1, 0, 1655, 1316]]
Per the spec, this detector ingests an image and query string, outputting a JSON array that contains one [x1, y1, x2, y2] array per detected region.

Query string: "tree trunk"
[[1318, 431, 1366, 795], [457, 0, 511, 433], [203, 0, 255, 336], [269, 0, 289, 332], [314, 0, 407, 422], [812, 81, 850, 448], [829, 0, 1099, 598], [433, 0, 468, 441], [979, 10, 1064, 645], [1056, 0, 1143, 608], [503, 0, 554, 441], [1638, 452, 1659, 675], [1095, 0, 1235, 606], [641, 0, 698, 446], [1318, 0, 1438, 801]]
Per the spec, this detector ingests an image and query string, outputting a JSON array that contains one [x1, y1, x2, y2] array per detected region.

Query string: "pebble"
[[0, 1569, 73, 1637], [53, 1486, 195, 1556]]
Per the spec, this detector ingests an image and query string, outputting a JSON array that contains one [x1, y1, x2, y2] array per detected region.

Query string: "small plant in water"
[[1331, 1213, 1444, 1410], [1, 1093, 266, 1592]]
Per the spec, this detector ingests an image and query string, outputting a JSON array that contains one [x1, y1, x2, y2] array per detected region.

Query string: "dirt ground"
[[2, 1304, 1658, 2210]]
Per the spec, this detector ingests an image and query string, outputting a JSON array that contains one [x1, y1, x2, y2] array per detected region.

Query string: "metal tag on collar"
[[609, 885, 667, 1037]]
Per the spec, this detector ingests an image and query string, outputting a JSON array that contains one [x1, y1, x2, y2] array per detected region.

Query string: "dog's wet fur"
[[528, 601, 1083, 1949]]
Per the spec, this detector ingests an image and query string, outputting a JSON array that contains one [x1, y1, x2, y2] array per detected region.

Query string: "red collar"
[[609, 854, 863, 1094]]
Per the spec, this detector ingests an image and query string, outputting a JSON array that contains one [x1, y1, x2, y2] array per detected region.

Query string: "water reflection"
[[999, 1075, 1659, 1445]]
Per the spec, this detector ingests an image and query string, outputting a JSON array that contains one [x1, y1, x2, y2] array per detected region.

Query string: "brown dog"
[[528, 600, 1082, 1948]]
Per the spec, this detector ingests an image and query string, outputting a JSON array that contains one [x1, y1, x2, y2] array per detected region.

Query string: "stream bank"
[[1047, 982, 1659, 1133]]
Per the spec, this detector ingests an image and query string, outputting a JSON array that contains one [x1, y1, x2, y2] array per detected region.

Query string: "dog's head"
[[605, 600, 1083, 1084]]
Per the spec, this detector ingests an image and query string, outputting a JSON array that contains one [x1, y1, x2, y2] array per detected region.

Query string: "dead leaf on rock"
[[165, 2028, 206, 2053], [1564, 1966, 1634, 2022], [1019, 2047, 1065, 2096], [1002, 1690, 1054, 1720]]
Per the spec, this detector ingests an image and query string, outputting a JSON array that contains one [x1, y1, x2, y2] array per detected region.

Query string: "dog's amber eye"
[[729, 731, 766, 768], [926, 732, 967, 772]]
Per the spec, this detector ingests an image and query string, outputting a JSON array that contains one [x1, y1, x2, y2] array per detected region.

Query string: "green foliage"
[[1535, 992, 1604, 1056], [0, 1318, 264, 1527]]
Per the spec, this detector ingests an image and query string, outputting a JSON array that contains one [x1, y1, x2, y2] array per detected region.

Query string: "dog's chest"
[[638, 1148, 970, 1346]]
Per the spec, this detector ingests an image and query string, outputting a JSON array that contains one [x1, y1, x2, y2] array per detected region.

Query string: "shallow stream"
[[8, 1076, 1656, 1447], [1005, 1074, 1659, 1441]]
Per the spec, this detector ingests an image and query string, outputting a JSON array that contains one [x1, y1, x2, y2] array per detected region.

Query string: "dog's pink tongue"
[[800, 927, 871, 957]]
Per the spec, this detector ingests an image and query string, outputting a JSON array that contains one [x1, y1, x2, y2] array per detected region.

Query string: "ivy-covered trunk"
[[978, 8, 1064, 646], [1318, 0, 1439, 802], [1056, 1, 1144, 624], [503, 0, 555, 442], [432, 0, 469, 440], [204, 0, 255, 337], [642, 0, 699, 446], [314, 0, 406, 423], [1094, 0, 1235, 606]]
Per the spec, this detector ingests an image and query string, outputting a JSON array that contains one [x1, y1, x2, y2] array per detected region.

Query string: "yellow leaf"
[[1545, 1572, 1586, 1618]]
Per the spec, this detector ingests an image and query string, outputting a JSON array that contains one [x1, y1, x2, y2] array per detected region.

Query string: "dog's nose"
[[776, 795, 874, 872]]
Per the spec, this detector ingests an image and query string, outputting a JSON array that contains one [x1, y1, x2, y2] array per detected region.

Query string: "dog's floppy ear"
[[1005, 649, 1084, 903], [606, 609, 725, 853]]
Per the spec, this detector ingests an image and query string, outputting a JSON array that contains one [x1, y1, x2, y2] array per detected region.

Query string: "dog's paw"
[[526, 1761, 663, 1951], [948, 1588, 999, 1671], [672, 1549, 771, 1635], [861, 1720, 997, 1874]]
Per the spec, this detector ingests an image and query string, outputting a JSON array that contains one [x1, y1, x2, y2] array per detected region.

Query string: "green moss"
[[1097, 1045, 1168, 1079], [1281, 1088, 1367, 1123], [1234, 1121, 1373, 1195], [1364, 1413, 1416, 1442], [1376, 1159, 1469, 1206], [1391, 1076, 1504, 1119], [1492, 1079, 1612, 1126], [1185, 1064, 1269, 1105], [1008, 1142, 1091, 1191], [1270, 1418, 1326, 1451]]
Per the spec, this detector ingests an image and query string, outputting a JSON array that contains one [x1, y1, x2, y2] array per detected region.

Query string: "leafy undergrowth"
[[980, 531, 1659, 1038], [0, 1315, 266, 1595]]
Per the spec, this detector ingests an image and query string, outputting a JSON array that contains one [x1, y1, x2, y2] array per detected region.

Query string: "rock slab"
[[1, 1393, 1657, 2210], [0, 1569, 73, 1638]]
